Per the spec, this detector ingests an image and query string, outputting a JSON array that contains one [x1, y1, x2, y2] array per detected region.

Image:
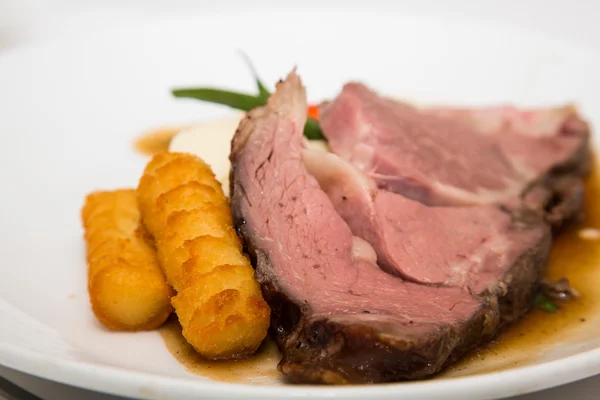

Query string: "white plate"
[[1, 10, 600, 400]]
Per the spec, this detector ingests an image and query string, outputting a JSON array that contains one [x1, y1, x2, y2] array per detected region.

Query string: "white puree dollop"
[[169, 111, 328, 197]]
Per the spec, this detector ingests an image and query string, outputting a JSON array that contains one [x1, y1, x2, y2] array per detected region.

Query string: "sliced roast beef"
[[425, 105, 591, 231], [230, 71, 498, 384], [319, 83, 591, 229], [318, 83, 526, 206], [424, 105, 591, 178], [303, 149, 551, 324]]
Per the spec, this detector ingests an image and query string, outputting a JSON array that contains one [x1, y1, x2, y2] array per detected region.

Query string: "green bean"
[[171, 88, 265, 111]]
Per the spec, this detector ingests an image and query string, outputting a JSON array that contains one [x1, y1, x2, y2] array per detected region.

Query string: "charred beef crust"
[[521, 172, 587, 234], [231, 209, 304, 343], [552, 115, 592, 178], [278, 305, 495, 384], [544, 176, 586, 232], [252, 249, 304, 345], [521, 115, 592, 233], [522, 174, 586, 234], [496, 219, 552, 325], [281, 320, 435, 384]]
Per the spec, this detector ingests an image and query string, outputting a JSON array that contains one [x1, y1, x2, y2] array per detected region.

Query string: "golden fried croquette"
[[137, 152, 270, 359], [81, 189, 174, 331]]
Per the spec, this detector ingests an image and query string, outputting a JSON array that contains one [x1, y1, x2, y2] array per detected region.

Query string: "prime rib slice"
[[229, 71, 498, 384], [425, 105, 591, 232], [319, 83, 591, 230], [303, 148, 551, 324], [424, 105, 591, 178]]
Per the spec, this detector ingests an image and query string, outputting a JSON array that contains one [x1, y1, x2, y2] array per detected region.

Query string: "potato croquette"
[[81, 189, 174, 331], [137, 152, 270, 360]]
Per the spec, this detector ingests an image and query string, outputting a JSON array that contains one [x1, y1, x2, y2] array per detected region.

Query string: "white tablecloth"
[[0, 1, 598, 399]]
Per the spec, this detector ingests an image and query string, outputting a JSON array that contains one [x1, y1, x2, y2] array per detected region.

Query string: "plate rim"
[[2, 341, 600, 400]]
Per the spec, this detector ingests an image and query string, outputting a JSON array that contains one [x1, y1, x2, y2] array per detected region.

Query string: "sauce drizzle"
[[134, 127, 183, 156], [159, 317, 282, 384]]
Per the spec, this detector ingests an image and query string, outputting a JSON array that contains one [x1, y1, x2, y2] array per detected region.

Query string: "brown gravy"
[[160, 162, 600, 383], [159, 317, 282, 384], [134, 127, 183, 156]]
